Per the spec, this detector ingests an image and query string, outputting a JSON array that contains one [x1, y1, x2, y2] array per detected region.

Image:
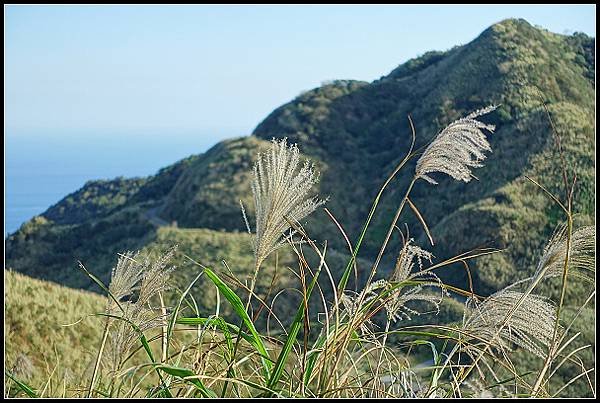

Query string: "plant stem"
[[88, 320, 110, 398], [222, 261, 262, 397], [337, 116, 417, 296], [531, 214, 573, 396], [159, 292, 168, 364], [325, 177, 417, 393], [368, 177, 416, 286]]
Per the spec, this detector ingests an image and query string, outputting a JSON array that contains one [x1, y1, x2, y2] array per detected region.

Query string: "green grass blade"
[[267, 262, 322, 392], [303, 333, 328, 387], [94, 389, 111, 397], [166, 271, 205, 351], [156, 365, 218, 398], [76, 261, 124, 313], [5, 371, 38, 398], [203, 267, 272, 379], [177, 316, 255, 346]]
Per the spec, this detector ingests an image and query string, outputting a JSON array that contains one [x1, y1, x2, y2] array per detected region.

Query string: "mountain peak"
[[489, 17, 533, 31], [480, 17, 549, 41]]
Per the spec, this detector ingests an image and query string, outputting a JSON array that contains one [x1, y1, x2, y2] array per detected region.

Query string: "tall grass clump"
[[6, 105, 594, 398]]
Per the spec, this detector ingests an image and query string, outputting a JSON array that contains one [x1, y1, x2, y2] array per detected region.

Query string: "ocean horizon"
[[4, 128, 241, 236]]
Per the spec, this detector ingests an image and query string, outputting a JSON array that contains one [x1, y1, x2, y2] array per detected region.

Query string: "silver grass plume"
[[461, 289, 557, 358], [246, 138, 326, 269], [534, 224, 595, 283], [415, 105, 498, 184], [340, 290, 377, 335], [107, 251, 144, 305], [390, 238, 434, 283], [104, 246, 177, 373], [11, 353, 34, 382], [380, 239, 447, 322], [339, 280, 388, 335]]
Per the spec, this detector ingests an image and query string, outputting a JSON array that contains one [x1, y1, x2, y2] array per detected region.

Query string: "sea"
[[4, 129, 238, 237]]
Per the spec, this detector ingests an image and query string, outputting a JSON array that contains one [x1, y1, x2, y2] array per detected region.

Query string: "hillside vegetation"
[[4, 19, 595, 398], [6, 19, 594, 298], [4, 270, 106, 396]]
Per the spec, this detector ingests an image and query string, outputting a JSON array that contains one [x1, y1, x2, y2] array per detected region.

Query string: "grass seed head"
[[534, 224, 595, 283], [461, 288, 557, 358], [248, 138, 326, 269], [415, 105, 497, 184]]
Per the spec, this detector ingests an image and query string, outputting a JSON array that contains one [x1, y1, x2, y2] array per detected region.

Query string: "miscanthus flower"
[[243, 138, 326, 269], [461, 289, 556, 358], [104, 246, 177, 373], [534, 224, 595, 283], [415, 105, 498, 184], [389, 239, 434, 283], [107, 251, 144, 304], [340, 289, 377, 335], [349, 239, 447, 326], [383, 239, 447, 322], [11, 353, 34, 382]]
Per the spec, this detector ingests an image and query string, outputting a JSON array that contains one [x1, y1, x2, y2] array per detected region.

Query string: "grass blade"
[[166, 271, 205, 352], [156, 365, 218, 398], [177, 316, 255, 346], [267, 253, 323, 392], [5, 371, 38, 398], [203, 267, 272, 379]]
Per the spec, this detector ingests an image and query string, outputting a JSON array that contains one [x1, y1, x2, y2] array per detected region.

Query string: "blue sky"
[[5, 4, 596, 141]]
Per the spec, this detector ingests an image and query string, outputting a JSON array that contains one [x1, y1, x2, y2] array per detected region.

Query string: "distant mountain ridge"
[[6, 19, 595, 304]]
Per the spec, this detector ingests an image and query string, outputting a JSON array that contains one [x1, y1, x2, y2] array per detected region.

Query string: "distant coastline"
[[4, 130, 236, 235]]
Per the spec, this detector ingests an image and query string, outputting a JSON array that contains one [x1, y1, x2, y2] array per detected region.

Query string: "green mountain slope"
[[252, 18, 595, 295], [4, 270, 106, 394], [5, 18, 594, 303]]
